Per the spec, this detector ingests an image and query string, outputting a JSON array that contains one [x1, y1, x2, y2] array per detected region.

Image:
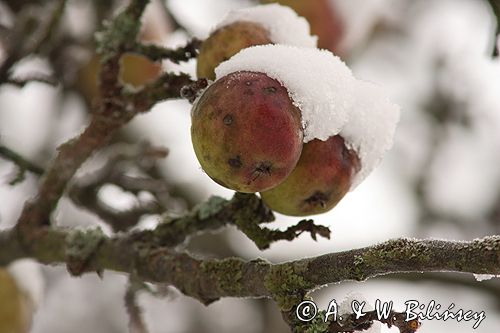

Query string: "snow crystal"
[[341, 80, 400, 188], [215, 4, 317, 48], [215, 45, 399, 189], [215, 45, 356, 142]]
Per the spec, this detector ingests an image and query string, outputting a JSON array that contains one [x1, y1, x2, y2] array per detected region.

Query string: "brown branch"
[[4, 75, 58, 87], [487, 0, 500, 56], [1, 224, 499, 307], [136, 193, 329, 250], [125, 278, 150, 333], [14, 0, 192, 239], [0, 0, 66, 84], [68, 143, 170, 231], [328, 310, 420, 333], [129, 38, 201, 63], [282, 306, 421, 333], [179, 78, 209, 103], [0, 145, 44, 180]]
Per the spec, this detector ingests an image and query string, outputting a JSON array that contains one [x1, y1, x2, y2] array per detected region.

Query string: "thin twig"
[[5, 75, 58, 87], [129, 38, 201, 63], [125, 278, 150, 333], [0, 145, 44, 176], [0, 0, 66, 84], [68, 143, 171, 231]]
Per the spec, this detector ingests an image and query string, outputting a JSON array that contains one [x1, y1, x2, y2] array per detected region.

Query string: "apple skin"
[[78, 53, 162, 104], [191, 71, 304, 193], [260, 0, 344, 53], [260, 135, 360, 216], [196, 21, 272, 80]]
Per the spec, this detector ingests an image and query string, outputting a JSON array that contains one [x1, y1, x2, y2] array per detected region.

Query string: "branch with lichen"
[[14, 0, 196, 238], [0, 222, 499, 327], [3, 1, 500, 333]]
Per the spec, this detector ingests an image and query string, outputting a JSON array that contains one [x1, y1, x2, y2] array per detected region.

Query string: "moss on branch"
[[2, 225, 500, 308]]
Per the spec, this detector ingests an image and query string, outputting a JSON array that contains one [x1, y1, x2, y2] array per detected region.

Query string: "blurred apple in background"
[[0, 261, 43, 333], [78, 53, 162, 103], [77, 1, 172, 104], [0, 268, 31, 333], [260, 0, 344, 54]]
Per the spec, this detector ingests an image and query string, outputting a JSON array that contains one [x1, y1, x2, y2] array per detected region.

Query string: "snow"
[[215, 45, 356, 142], [341, 80, 400, 188], [215, 4, 317, 48], [215, 44, 399, 189], [8, 259, 45, 309], [338, 293, 381, 333], [473, 274, 500, 282]]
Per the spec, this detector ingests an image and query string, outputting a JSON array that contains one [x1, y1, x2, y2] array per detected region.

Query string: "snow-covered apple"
[[196, 4, 317, 80], [191, 71, 303, 192]]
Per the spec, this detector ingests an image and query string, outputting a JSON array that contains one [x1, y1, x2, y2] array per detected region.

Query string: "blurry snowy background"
[[1, 0, 500, 332]]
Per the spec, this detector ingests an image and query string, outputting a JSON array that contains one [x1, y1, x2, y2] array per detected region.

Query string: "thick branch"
[[1, 226, 499, 307]]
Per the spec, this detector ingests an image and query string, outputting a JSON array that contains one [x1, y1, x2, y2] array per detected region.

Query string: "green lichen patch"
[[264, 262, 314, 311], [65, 227, 106, 275], [301, 311, 331, 333], [362, 238, 433, 269], [95, 1, 149, 60], [201, 258, 245, 296], [196, 196, 228, 220]]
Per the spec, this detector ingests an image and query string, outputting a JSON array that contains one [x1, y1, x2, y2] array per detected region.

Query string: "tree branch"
[[14, 0, 194, 238], [0, 0, 66, 84], [128, 38, 201, 63], [67, 143, 170, 232], [0, 144, 44, 180], [1, 224, 499, 307], [125, 277, 150, 333]]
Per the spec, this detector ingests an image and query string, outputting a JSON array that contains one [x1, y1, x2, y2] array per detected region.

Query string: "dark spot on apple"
[[228, 156, 242, 169], [249, 161, 273, 184], [256, 161, 273, 175], [304, 191, 330, 208], [263, 86, 277, 94], [223, 114, 233, 125]]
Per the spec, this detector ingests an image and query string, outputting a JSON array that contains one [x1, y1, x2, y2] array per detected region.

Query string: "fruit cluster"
[[191, 4, 399, 217]]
